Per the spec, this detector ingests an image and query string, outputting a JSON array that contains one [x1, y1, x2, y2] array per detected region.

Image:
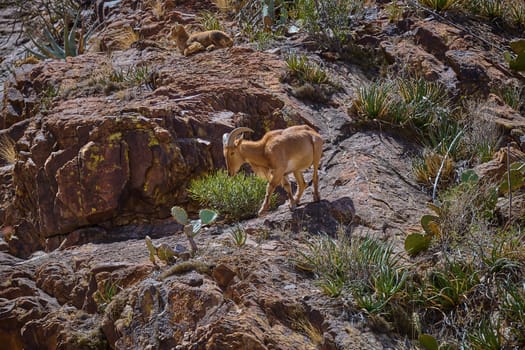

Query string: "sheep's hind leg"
[[281, 176, 296, 210], [292, 171, 307, 206], [184, 42, 205, 56]]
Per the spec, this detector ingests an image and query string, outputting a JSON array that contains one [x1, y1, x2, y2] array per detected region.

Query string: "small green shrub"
[[188, 170, 277, 220]]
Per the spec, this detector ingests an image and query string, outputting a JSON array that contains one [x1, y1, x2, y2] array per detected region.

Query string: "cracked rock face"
[[0, 0, 523, 348]]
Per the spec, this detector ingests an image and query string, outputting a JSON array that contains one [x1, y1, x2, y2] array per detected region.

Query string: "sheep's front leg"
[[259, 171, 283, 216]]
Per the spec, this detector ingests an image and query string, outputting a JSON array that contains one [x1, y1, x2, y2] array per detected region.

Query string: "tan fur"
[[171, 24, 233, 56], [223, 125, 323, 216]]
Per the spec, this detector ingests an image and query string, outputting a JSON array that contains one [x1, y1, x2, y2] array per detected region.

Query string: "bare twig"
[[507, 143, 512, 224], [432, 129, 464, 202]]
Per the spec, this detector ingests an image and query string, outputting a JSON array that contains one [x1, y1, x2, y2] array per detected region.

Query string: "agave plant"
[[25, 9, 96, 60]]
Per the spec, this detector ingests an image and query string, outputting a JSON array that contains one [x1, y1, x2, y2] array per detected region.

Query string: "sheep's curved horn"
[[225, 127, 254, 147]]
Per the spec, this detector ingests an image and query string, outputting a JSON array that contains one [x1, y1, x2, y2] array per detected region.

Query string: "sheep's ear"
[[222, 133, 229, 146]]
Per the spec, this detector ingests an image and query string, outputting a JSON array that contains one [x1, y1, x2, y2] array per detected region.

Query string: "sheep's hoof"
[[257, 208, 267, 216], [289, 202, 296, 211]]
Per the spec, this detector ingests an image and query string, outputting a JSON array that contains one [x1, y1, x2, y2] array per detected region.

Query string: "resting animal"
[[222, 125, 323, 216], [171, 24, 233, 56]]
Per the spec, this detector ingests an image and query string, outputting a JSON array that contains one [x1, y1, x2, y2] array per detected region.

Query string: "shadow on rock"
[[263, 197, 356, 236]]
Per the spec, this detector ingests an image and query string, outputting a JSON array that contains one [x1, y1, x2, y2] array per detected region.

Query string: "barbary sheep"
[[171, 24, 233, 56], [222, 125, 323, 216]]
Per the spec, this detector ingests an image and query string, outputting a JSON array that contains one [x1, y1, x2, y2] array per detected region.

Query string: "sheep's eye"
[[230, 152, 234, 156]]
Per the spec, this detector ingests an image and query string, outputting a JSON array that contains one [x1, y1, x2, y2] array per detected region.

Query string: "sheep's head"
[[222, 127, 253, 176]]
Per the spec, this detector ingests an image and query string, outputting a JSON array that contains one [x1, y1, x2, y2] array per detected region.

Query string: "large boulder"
[[0, 48, 302, 257]]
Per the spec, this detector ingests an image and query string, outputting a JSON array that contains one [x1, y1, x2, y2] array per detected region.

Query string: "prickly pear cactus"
[[505, 39, 525, 71], [170, 206, 218, 254], [145, 235, 178, 264]]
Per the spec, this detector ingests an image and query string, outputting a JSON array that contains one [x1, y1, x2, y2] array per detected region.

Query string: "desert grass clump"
[[291, 0, 366, 51], [394, 77, 452, 132], [285, 54, 329, 85], [412, 149, 455, 188], [87, 64, 151, 95], [463, 0, 525, 29], [424, 260, 480, 311], [103, 25, 139, 52], [460, 99, 503, 163], [417, 0, 461, 11], [229, 224, 247, 247], [434, 178, 497, 244], [0, 135, 17, 165], [198, 10, 223, 31], [353, 80, 393, 121], [213, 0, 235, 13], [507, 1, 525, 28], [501, 282, 525, 345], [93, 279, 120, 312], [188, 170, 277, 221], [146, 0, 165, 20], [494, 84, 524, 112], [467, 318, 503, 350], [294, 233, 405, 306]]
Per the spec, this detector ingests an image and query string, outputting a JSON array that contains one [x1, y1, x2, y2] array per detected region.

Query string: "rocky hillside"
[[1, 0, 524, 349]]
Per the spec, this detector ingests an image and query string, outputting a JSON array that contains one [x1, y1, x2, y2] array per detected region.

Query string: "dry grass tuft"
[[0, 135, 17, 165], [213, 0, 235, 12], [106, 26, 139, 51], [147, 0, 165, 19], [413, 149, 454, 188]]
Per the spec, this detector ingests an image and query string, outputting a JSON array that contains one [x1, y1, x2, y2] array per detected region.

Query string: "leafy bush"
[[188, 170, 277, 220]]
